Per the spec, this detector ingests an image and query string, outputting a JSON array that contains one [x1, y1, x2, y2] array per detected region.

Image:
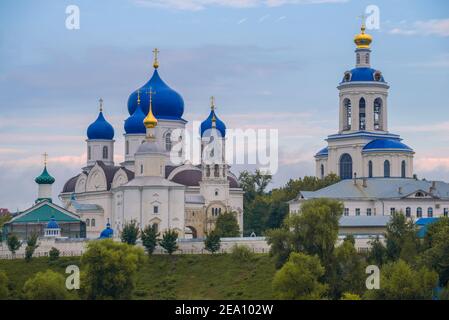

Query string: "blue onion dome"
[[47, 216, 59, 229], [342, 68, 385, 83], [99, 223, 113, 239], [35, 165, 55, 184], [87, 99, 114, 140], [124, 92, 146, 134], [363, 139, 413, 153], [200, 97, 226, 138], [127, 52, 184, 120]]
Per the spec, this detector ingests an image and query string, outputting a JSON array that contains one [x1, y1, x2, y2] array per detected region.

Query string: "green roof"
[[10, 202, 80, 224], [35, 166, 55, 185]]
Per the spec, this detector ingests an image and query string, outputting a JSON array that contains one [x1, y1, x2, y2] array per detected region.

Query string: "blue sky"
[[0, 0, 448, 210]]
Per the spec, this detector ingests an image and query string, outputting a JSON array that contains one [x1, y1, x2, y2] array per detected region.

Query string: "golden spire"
[[354, 15, 372, 49], [210, 96, 215, 111], [42, 152, 48, 166], [99, 98, 104, 112], [153, 48, 160, 69], [137, 89, 141, 105], [144, 87, 158, 130]]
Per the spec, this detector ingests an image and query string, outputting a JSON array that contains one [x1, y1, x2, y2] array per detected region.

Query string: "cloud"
[[389, 18, 449, 37], [133, 0, 348, 11]]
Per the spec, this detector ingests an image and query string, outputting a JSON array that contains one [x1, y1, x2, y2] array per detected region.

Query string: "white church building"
[[289, 24, 449, 231], [59, 51, 244, 239]]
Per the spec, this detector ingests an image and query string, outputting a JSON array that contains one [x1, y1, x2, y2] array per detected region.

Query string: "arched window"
[[365, 53, 369, 64], [215, 189, 219, 196], [126, 140, 129, 155], [374, 98, 382, 130], [427, 207, 433, 217], [384, 160, 390, 178], [140, 164, 143, 174], [165, 132, 172, 151], [214, 164, 219, 177], [356, 53, 360, 65], [88, 146, 91, 160], [343, 99, 352, 130], [405, 207, 411, 218], [401, 160, 406, 178], [206, 165, 210, 177], [339, 153, 353, 180], [152, 223, 159, 234], [417, 207, 422, 218], [320, 164, 324, 179], [359, 97, 366, 130], [91, 219, 96, 227], [102, 146, 108, 159], [86, 218, 90, 227], [368, 160, 373, 178], [223, 167, 226, 177]]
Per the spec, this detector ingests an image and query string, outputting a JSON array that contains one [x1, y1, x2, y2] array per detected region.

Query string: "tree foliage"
[[81, 239, 144, 299], [272, 252, 328, 300], [214, 212, 240, 237], [159, 229, 179, 255], [7, 234, 21, 255], [385, 212, 419, 262], [49, 247, 60, 262], [367, 236, 388, 266], [120, 220, 139, 245], [204, 231, 221, 253], [364, 260, 438, 300], [25, 233, 39, 262], [23, 270, 71, 300], [141, 224, 159, 255]]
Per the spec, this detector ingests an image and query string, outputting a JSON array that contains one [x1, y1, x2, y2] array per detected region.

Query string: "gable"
[[10, 202, 81, 224]]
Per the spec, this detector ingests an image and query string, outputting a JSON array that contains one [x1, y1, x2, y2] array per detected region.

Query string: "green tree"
[[120, 220, 139, 245], [0, 213, 12, 240], [419, 219, 449, 287], [385, 212, 419, 262], [23, 270, 71, 300], [159, 229, 178, 255], [140, 224, 159, 255], [340, 292, 361, 300], [81, 239, 144, 299], [330, 238, 366, 298], [204, 231, 221, 253], [266, 228, 292, 269], [214, 212, 240, 237], [272, 252, 328, 300], [7, 234, 21, 255], [364, 260, 438, 300], [0, 270, 9, 299], [367, 236, 388, 266], [25, 233, 39, 262], [49, 247, 60, 262]]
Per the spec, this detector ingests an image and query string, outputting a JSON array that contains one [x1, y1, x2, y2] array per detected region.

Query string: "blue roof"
[[87, 111, 114, 140], [46, 216, 60, 229], [124, 104, 146, 134], [99, 223, 113, 239], [342, 67, 385, 83], [127, 69, 184, 121], [416, 218, 439, 238], [315, 147, 328, 157], [363, 139, 413, 153], [200, 110, 226, 138]]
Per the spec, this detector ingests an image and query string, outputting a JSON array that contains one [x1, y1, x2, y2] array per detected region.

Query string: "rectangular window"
[[344, 208, 349, 216], [444, 208, 449, 217], [355, 208, 360, 216], [390, 208, 396, 215], [367, 208, 372, 216], [153, 206, 159, 214]]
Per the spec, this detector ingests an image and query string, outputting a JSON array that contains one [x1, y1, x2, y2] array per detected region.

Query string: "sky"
[[0, 0, 448, 211]]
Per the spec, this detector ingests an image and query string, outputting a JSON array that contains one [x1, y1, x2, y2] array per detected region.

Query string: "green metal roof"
[[10, 202, 80, 224]]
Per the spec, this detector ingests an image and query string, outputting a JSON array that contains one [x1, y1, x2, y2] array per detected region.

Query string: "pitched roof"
[[296, 178, 449, 201], [7, 200, 81, 224]]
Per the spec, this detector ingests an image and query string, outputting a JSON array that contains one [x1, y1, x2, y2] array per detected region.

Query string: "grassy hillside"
[[0, 254, 276, 300]]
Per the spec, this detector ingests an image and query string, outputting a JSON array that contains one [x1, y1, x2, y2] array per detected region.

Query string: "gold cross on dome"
[[137, 89, 141, 105], [146, 87, 157, 109], [42, 152, 48, 166], [210, 96, 215, 111], [153, 48, 160, 68], [357, 13, 367, 30], [99, 98, 104, 112]]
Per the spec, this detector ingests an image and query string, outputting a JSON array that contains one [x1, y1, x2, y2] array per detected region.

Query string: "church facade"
[[59, 52, 244, 239], [289, 24, 449, 230]]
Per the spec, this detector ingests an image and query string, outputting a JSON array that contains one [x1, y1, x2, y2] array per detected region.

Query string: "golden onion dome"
[[354, 24, 372, 49], [144, 89, 158, 129]]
